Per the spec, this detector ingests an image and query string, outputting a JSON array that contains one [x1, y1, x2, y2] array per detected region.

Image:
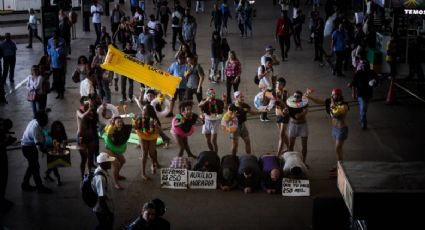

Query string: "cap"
[[233, 91, 241, 98], [97, 152, 116, 164], [265, 45, 275, 51], [332, 88, 342, 96]]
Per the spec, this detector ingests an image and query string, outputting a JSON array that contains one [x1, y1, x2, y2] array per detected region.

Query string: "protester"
[[193, 151, 220, 172], [259, 154, 282, 194], [238, 154, 261, 193], [281, 151, 309, 179], [287, 90, 309, 165], [44, 120, 68, 186], [219, 154, 239, 191], [274, 77, 289, 156], [171, 101, 198, 159]]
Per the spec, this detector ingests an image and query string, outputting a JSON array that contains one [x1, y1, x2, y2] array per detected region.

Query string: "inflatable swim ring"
[[97, 104, 119, 125], [171, 117, 195, 137], [151, 95, 171, 118]]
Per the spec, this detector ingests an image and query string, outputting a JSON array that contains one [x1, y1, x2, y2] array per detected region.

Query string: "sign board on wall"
[[282, 178, 310, 196], [160, 168, 188, 189], [188, 171, 217, 189]]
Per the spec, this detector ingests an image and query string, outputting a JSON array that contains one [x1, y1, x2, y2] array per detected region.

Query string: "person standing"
[[91, 45, 111, 103], [1, 33, 17, 84], [210, 3, 222, 34], [182, 15, 197, 55], [111, 4, 125, 44], [209, 31, 222, 82], [91, 0, 104, 44], [0, 118, 16, 214], [198, 88, 225, 153], [171, 6, 184, 51], [287, 90, 309, 164], [275, 77, 289, 156], [121, 42, 137, 103], [184, 55, 204, 102], [167, 54, 187, 115], [27, 9, 42, 49], [26, 65, 43, 117], [224, 51, 241, 105], [59, 15, 72, 55], [275, 11, 292, 61], [92, 152, 115, 230], [331, 23, 346, 77], [158, 1, 172, 37], [48, 37, 66, 99], [21, 111, 52, 193]]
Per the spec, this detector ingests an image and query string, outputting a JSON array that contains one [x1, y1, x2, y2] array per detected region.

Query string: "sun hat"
[[97, 152, 116, 164]]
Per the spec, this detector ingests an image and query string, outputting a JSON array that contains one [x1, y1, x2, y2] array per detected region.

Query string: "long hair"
[[50, 120, 67, 142], [144, 104, 161, 126]]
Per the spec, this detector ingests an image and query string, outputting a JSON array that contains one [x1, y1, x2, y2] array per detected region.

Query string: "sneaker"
[[262, 118, 270, 122], [21, 183, 37, 192]]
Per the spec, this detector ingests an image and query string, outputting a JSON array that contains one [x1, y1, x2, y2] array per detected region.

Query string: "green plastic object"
[[121, 133, 164, 146]]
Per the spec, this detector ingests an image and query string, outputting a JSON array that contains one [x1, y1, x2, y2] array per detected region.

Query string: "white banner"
[[188, 171, 217, 189], [160, 168, 188, 189], [282, 178, 310, 196]]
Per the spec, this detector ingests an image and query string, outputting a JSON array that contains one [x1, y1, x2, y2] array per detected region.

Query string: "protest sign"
[[188, 171, 217, 189], [282, 178, 310, 196], [160, 168, 188, 189]]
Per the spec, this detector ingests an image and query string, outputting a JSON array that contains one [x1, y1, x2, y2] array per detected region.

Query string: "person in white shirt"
[[281, 151, 308, 179], [91, 0, 104, 43], [26, 65, 43, 117], [171, 7, 183, 51], [92, 152, 115, 230], [260, 45, 280, 66], [147, 14, 159, 35], [257, 57, 274, 91], [27, 8, 42, 48], [80, 71, 96, 97]]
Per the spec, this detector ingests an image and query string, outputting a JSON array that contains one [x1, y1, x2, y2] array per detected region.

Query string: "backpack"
[[172, 15, 179, 25], [254, 65, 265, 85], [81, 171, 107, 208]]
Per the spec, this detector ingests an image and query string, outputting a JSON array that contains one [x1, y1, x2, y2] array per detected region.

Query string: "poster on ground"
[[282, 178, 310, 196], [160, 168, 188, 189], [188, 171, 217, 189]]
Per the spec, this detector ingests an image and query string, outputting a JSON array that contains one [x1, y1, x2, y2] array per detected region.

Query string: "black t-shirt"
[[352, 69, 375, 99], [200, 99, 224, 115], [177, 113, 198, 133], [235, 102, 251, 125]]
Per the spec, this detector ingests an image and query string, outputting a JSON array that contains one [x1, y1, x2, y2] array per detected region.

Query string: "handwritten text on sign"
[[160, 168, 188, 189], [282, 178, 310, 196], [188, 171, 217, 189]]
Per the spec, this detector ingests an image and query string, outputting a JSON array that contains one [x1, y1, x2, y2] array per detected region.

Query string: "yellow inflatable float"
[[101, 45, 181, 97]]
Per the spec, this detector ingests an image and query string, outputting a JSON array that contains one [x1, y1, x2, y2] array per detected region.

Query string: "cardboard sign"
[[188, 171, 217, 189], [282, 178, 310, 196], [160, 168, 188, 189]]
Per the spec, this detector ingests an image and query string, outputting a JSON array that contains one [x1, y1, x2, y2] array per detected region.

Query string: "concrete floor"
[[1, 1, 424, 230]]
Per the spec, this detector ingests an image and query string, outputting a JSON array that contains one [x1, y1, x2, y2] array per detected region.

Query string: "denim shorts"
[[332, 126, 348, 141]]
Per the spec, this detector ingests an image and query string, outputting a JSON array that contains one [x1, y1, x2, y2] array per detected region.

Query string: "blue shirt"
[[0, 40, 17, 57], [138, 33, 154, 52], [332, 29, 346, 52], [48, 47, 65, 69], [47, 37, 67, 53], [130, 0, 138, 6], [167, 62, 187, 89]]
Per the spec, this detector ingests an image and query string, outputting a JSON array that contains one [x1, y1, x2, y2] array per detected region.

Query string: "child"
[[44, 120, 68, 186]]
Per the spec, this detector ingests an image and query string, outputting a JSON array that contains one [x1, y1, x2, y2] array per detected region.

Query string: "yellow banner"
[[101, 45, 181, 97]]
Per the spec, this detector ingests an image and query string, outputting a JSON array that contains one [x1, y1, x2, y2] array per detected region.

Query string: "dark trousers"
[[94, 23, 102, 43], [172, 27, 183, 50], [314, 41, 324, 61], [185, 87, 202, 102], [0, 148, 8, 201], [388, 60, 397, 79], [278, 36, 290, 60], [46, 168, 61, 181], [111, 22, 119, 42], [238, 22, 244, 36], [52, 68, 65, 94], [334, 50, 345, 75], [95, 212, 114, 230], [3, 56, 16, 82], [28, 28, 42, 47], [121, 76, 133, 100], [294, 29, 302, 47], [22, 145, 43, 187], [226, 76, 240, 104]]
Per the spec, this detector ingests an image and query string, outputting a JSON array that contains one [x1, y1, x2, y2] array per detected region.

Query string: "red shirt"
[[276, 17, 290, 37], [224, 59, 241, 77]]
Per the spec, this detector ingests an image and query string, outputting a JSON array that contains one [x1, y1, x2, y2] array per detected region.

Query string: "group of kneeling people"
[[173, 150, 309, 194]]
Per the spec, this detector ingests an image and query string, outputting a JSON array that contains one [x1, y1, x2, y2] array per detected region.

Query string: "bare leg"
[[148, 140, 158, 174], [277, 123, 289, 155], [288, 136, 296, 151], [231, 139, 239, 156], [335, 139, 344, 161], [116, 154, 126, 180], [183, 137, 196, 158], [106, 150, 123, 189], [301, 137, 308, 163], [205, 134, 214, 152], [212, 133, 218, 153], [141, 140, 150, 180], [243, 137, 252, 154]]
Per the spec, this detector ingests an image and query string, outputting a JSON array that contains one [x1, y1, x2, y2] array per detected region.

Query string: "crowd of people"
[[0, 0, 394, 229]]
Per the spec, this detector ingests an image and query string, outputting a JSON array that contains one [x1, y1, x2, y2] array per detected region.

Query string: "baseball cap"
[[97, 152, 116, 164], [233, 91, 241, 98], [265, 45, 275, 51]]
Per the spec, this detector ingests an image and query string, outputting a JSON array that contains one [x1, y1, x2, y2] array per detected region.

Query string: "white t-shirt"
[[80, 78, 95, 97], [91, 4, 103, 23], [171, 11, 183, 27], [257, 66, 273, 90], [21, 119, 44, 146], [147, 20, 159, 34], [91, 167, 114, 213], [282, 151, 308, 178]]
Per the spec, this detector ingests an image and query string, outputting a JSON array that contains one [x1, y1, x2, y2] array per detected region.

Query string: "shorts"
[[288, 122, 309, 138], [173, 88, 185, 102], [332, 126, 348, 141], [202, 119, 219, 135], [230, 123, 249, 140], [276, 115, 289, 124]]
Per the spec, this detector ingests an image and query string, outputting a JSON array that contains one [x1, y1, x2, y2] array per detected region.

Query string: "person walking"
[[224, 50, 241, 105], [91, 0, 104, 44], [331, 23, 346, 77], [21, 111, 52, 193], [26, 65, 43, 117], [27, 9, 42, 49], [1, 33, 17, 84], [275, 11, 292, 61]]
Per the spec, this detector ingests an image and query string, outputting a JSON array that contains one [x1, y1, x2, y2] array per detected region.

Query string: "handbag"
[[72, 70, 81, 83], [27, 90, 39, 102]]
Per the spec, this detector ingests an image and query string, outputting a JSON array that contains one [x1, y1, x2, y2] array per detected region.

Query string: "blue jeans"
[[358, 97, 369, 128], [31, 100, 41, 117]]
